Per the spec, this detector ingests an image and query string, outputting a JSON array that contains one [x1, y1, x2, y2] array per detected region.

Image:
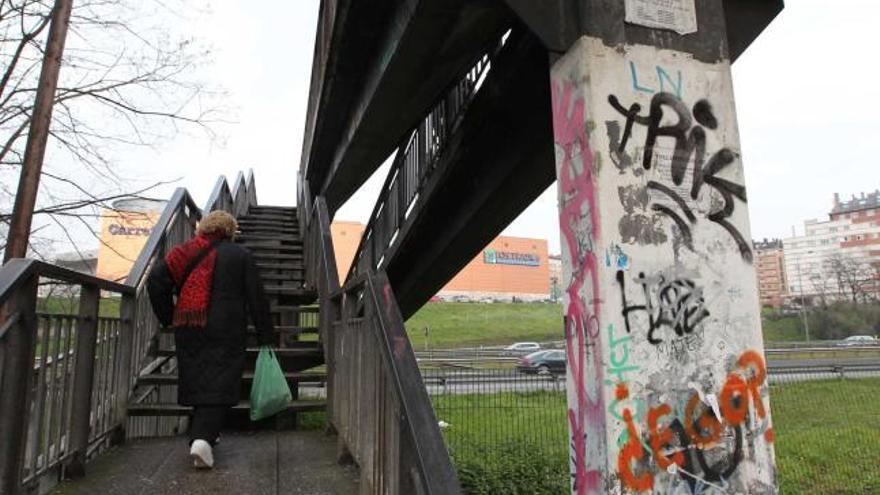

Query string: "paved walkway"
[[50, 431, 359, 495]]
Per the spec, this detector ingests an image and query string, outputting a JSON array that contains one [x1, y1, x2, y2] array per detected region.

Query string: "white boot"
[[190, 439, 214, 469]]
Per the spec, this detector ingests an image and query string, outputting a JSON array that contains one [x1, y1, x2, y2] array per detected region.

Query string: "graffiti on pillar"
[[615, 350, 773, 494], [606, 91, 753, 263], [552, 79, 606, 494], [616, 270, 710, 345]]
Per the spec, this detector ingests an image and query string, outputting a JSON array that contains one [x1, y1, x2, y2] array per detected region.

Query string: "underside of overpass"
[[301, 0, 783, 316]]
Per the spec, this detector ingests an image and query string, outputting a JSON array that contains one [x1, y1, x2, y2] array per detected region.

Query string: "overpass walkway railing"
[[344, 36, 505, 283], [303, 195, 460, 494], [0, 260, 135, 494]]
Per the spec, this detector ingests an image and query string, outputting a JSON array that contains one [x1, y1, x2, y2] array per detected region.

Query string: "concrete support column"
[[550, 32, 777, 495]]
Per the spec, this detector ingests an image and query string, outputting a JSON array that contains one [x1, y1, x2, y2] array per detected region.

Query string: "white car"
[[503, 342, 542, 356], [836, 335, 879, 347]]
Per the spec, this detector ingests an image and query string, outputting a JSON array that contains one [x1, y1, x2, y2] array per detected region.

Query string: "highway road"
[[296, 355, 880, 399]]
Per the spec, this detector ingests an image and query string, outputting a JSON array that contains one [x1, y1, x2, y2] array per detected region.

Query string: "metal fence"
[[425, 359, 880, 495]]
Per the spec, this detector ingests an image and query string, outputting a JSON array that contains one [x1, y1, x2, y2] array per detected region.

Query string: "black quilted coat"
[[147, 241, 274, 406]]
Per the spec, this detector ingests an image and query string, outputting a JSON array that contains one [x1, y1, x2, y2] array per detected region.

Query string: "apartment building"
[[783, 191, 880, 303], [753, 239, 786, 308]]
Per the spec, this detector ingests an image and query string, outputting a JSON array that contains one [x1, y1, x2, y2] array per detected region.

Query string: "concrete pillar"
[[550, 21, 777, 495]]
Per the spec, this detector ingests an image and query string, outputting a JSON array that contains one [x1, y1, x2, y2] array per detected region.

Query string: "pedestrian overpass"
[[0, 1, 784, 494]]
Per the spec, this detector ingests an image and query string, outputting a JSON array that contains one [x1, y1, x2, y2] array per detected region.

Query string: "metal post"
[[63, 285, 100, 479], [0, 276, 38, 495], [3, 0, 74, 262], [111, 294, 135, 444]]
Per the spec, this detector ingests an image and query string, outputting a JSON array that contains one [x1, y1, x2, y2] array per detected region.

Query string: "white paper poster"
[[625, 0, 698, 35]]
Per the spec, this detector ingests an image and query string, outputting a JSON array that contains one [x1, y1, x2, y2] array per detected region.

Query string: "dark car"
[[516, 350, 566, 375]]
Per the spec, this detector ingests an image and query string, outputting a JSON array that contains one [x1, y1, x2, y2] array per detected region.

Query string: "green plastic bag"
[[249, 346, 292, 421]]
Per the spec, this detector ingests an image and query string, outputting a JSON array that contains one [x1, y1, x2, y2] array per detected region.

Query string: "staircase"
[[127, 205, 327, 426]]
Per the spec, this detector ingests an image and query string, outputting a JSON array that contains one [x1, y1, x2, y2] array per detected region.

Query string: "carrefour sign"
[[108, 224, 152, 236], [483, 249, 540, 267]]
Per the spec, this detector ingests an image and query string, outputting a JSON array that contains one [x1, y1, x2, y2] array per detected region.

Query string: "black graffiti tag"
[[608, 92, 752, 263], [617, 270, 710, 345]]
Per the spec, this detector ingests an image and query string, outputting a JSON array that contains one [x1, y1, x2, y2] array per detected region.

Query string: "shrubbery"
[[763, 302, 880, 341]]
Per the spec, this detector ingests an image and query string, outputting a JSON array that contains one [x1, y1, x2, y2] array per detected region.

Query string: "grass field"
[[770, 378, 880, 495], [405, 302, 849, 348], [405, 302, 563, 348], [429, 378, 879, 495], [36, 296, 121, 317]]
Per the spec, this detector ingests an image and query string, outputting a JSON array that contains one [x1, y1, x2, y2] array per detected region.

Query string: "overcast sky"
[[72, 0, 880, 255]]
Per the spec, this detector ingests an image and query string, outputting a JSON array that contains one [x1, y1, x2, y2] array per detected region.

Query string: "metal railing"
[[0, 260, 134, 494], [345, 40, 502, 283], [204, 168, 257, 218], [305, 195, 460, 494], [0, 170, 257, 494]]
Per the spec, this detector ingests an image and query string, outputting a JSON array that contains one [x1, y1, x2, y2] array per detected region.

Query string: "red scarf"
[[165, 233, 223, 327]]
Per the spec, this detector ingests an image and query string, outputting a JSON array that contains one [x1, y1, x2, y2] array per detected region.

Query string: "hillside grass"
[[406, 302, 824, 348], [405, 302, 563, 348]]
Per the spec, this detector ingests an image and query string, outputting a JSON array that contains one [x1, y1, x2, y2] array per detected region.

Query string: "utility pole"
[[3, 0, 74, 263]]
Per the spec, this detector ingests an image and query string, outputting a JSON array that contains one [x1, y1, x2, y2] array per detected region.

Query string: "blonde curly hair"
[[197, 210, 237, 238]]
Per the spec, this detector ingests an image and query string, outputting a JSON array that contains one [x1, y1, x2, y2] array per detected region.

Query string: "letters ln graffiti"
[[608, 91, 753, 262]]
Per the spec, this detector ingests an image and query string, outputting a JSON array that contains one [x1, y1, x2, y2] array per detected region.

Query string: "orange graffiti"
[[616, 383, 630, 401], [617, 350, 772, 491], [738, 350, 767, 419], [684, 393, 721, 447], [619, 409, 654, 491], [648, 404, 684, 470]]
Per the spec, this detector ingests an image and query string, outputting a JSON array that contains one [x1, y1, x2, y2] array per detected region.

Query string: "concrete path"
[[50, 431, 359, 495]]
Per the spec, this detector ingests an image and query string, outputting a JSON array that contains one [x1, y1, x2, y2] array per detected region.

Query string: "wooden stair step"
[[271, 304, 320, 313], [257, 263, 305, 271], [160, 325, 318, 335], [236, 241, 303, 250], [245, 209, 295, 214], [240, 216, 296, 224], [138, 372, 326, 386], [237, 234, 301, 242], [260, 325, 319, 335], [253, 253, 304, 261], [257, 273, 306, 282], [127, 400, 326, 417], [264, 286, 315, 296], [156, 347, 321, 358], [239, 220, 298, 227]]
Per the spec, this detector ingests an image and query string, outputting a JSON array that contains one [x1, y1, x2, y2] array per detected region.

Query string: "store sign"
[[483, 249, 540, 267], [108, 224, 152, 236]]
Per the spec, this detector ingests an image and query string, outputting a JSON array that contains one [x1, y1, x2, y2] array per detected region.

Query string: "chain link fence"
[[425, 359, 880, 495]]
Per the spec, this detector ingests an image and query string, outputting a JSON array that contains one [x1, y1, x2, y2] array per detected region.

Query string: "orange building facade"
[[95, 199, 165, 282], [330, 221, 551, 301], [440, 236, 550, 301], [330, 221, 367, 283]]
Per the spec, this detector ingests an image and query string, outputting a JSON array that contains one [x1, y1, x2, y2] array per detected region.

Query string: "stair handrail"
[[345, 38, 504, 283], [0, 259, 135, 493], [204, 169, 258, 219], [306, 195, 461, 494]]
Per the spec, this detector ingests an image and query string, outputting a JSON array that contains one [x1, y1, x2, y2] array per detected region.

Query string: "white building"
[[783, 191, 880, 304]]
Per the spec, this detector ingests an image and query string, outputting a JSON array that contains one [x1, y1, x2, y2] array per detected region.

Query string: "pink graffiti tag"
[[552, 79, 606, 494]]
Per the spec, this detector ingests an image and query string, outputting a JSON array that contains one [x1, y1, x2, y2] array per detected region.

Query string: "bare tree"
[[0, 0, 223, 260], [825, 252, 879, 304]]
